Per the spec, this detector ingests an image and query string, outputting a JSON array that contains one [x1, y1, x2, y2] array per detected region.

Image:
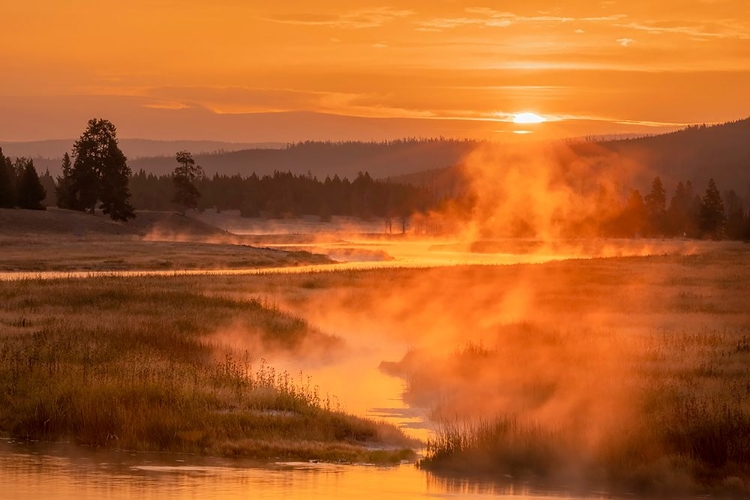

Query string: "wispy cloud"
[[417, 7, 627, 31], [617, 38, 634, 46], [262, 7, 413, 29], [618, 20, 750, 40]]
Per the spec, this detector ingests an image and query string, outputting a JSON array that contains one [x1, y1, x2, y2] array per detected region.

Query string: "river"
[[0, 440, 620, 500]]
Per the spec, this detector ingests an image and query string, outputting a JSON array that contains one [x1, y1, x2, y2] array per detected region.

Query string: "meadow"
[[0, 208, 330, 272], [1, 218, 749, 494]]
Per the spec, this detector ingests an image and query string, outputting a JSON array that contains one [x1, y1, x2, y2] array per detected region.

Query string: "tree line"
[[610, 176, 747, 240], [130, 169, 434, 223], [415, 175, 750, 241]]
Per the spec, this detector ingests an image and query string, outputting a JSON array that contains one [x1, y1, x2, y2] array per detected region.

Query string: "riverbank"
[[0, 276, 415, 463]]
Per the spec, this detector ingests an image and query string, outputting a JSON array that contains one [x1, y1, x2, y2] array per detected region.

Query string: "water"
[[0, 440, 612, 500]]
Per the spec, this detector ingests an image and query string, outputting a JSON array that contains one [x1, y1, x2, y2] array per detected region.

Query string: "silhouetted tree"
[[620, 189, 648, 237], [71, 118, 135, 221], [0, 148, 14, 208], [39, 169, 56, 206], [55, 152, 76, 209], [16, 159, 46, 210], [723, 189, 746, 240], [172, 151, 204, 214], [699, 178, 726, 239], [644, 176, 666, 236]]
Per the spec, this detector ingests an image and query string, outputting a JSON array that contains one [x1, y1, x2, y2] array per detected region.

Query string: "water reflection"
[[0, 441, 616, 500]]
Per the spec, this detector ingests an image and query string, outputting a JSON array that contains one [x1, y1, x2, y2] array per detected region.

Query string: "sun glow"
[[513, 112, 547, 124]]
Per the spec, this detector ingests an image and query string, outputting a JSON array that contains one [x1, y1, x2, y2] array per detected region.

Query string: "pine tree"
[[699, 178, 726, 239], [16, 159, 46, 210], [723, 189, 746, 240], [0, 148, 14, 208], [55, 152, 76, 209], [623, 189, 647, 237], [172, 151, 204, 214], [644, 176, 667, 236], [71, 118, 135, 221]]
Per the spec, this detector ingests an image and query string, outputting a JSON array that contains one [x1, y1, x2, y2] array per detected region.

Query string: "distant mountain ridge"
[[128, 139, 481, 180], [396, 118, 750, 199], [596, 117, 750, 192], [0, 139, 284, 162]]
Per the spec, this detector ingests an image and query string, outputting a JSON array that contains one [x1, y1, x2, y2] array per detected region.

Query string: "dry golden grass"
[[0, 277, 414, 463], [0, 208, 330, 271]]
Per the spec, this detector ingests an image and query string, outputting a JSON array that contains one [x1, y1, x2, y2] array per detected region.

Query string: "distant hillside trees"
[[172, 151, 204, 215], [57, 118, 135, 221]]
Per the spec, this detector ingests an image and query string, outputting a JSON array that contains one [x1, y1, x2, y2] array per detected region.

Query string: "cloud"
[[262, 7, 413, 29], [144, 86, 361, 114], [417, 8, 627, 31], [618, 20, 750, 40], [617, 38, 634, 46]]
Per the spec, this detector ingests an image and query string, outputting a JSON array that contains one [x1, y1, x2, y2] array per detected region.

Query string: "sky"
[[1, 0, 749, 142]]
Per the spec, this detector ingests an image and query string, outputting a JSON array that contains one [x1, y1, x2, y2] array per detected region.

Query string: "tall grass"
[[0, 277, 413, 462], [415, 330, 750, 492]]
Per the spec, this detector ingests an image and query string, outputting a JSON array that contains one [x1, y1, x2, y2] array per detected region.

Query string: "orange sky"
[[1, 1, 749, 141]]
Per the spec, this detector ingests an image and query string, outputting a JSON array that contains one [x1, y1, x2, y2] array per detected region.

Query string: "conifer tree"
[[55, 152, 76, 209], [71, 119, 135, 221], [699, 178, 726, 239], [16, 159, 46, 210], [0, 148, 14, 208], [644, 176, 667, 236], [172, 151, 204, 214]]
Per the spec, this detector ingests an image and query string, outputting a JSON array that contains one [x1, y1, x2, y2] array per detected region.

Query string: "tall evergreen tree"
[[39, 169, 56, 207], [0, 148, 14, 208], [723, 189, 746, 240], [622, 189, 648, 237], [55, 152, 76, 209], [644, 176, 667, 236], [71, 118, 135, 221], [16, 159, 46, 210], [172, 151, 204, 214], [699, 178, 726, 239]]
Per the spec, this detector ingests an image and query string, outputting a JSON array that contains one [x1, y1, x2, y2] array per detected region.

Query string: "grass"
[[0, 208, 331, 272], [0, 277, 414, 463]]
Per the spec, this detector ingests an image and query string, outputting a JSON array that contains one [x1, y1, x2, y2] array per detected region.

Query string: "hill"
[[596, 118, 750, 192], [396, 118, 750, 199], [0, 139, 284, 168], [125, 139, 481, 180], [0, 207, 230, 238]]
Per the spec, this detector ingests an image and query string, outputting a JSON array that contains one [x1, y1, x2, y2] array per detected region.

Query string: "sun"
[[513, 112, 546, 124]]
